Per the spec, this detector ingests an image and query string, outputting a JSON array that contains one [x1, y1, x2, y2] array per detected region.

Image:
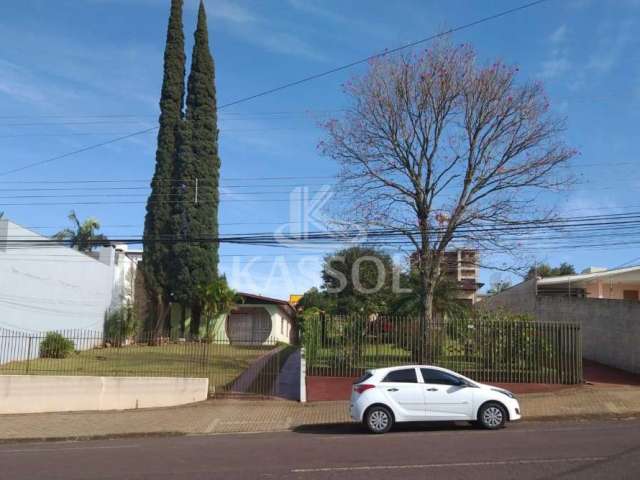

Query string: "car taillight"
[[354, 384, 375, 394]]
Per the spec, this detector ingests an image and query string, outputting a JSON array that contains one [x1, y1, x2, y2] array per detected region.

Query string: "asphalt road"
[[2, 419, 640, 479]]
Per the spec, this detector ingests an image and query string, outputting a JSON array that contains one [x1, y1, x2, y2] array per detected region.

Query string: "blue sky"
[[1, 0, 639, 298]]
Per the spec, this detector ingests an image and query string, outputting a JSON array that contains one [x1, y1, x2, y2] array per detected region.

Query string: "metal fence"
[[0, 329, 294, 396], [303, 316, 582, 384]]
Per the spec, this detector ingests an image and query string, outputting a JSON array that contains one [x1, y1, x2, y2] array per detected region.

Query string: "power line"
[[0, 109, 345, 120], [0, 0, 549, 178], [0, 189, 337, 199], [612, 256, 640, 270], [0, 199, 331, 206], [0, 127, 310, 139], [0, 127, 159, 177], [0, 184, 336, 193], [0, 120, 157, 127], [0, 175, 335, 184], [216, 0, 550, 110], [5, 211, 640, 247], [6, 211, 640, 236]]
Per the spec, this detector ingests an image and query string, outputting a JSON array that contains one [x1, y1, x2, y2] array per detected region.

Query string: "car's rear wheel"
[[364, 406, 393, 434], [478, 402, 507, 430]]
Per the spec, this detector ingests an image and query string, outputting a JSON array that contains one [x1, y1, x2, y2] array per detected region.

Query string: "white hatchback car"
[[350, 365, 521, 433]]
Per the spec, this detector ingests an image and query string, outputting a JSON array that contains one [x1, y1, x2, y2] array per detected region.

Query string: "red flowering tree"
[[320, 42, 576, 359]]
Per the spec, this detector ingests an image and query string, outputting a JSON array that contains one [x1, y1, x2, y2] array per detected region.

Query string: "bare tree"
[[320, 42, 576, 355]]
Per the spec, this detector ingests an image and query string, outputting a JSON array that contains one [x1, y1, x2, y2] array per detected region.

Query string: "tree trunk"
[[416, 243, 439, 363], [190, 302, 202, 338], [148, 293, 170, 345], [421, 281, 436, 362]]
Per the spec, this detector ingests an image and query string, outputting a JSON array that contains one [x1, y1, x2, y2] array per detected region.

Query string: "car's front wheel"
[[478, 402, 507, 430], [364, 406, 393, 434]]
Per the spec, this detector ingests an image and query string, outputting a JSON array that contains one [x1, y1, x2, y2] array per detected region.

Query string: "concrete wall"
[[0, 375, 208, 414], [0, 219, 115, 333], [479, 278, 538, 314], [534, 296, 640, 374], [480, 282, 640, 374]]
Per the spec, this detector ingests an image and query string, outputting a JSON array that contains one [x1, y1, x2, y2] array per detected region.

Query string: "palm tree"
[[198, 276, 242, 340], [391, 270, 469, 320], [53, 210, 108, 252]]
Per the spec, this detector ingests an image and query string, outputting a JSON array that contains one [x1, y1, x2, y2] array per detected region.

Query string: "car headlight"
[[491, 387, 515, 399]]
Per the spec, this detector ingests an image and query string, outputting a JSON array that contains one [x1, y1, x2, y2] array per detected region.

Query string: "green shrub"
[[301, 311, 322, 367], [104, 306, 139, 345], [39, 332, 75, 359]]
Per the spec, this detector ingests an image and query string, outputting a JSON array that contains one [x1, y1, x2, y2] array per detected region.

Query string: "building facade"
[[0, 219, 139, 334], [480, 265, 640, 374], [441, 249, 483, 304]]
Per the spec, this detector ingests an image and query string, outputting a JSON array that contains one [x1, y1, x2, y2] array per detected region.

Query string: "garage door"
[[227, 308, 272, 344]]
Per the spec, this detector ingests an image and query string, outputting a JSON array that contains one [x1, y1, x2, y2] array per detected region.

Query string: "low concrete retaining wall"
[[0, 375, 209, 414]]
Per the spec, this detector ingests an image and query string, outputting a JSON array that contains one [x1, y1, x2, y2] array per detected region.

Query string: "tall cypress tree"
[[171, 0, 220, 334], [142, 0, 185, 331]]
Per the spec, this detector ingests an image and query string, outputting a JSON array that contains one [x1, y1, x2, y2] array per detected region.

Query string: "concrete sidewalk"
[[1, 385, 640, 442]]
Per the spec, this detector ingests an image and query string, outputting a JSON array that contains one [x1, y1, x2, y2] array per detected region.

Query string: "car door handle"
[[387, 388, 399, 392], [426, 388, 438, 392]]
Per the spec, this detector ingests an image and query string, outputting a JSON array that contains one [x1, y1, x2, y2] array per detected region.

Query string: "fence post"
[[577, 323, 583, 383], [25, 336, 33, 374], [299, 346, 307, 403]]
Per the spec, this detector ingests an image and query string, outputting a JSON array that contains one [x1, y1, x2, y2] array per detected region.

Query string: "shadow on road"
[[292, 421, 476, 435]]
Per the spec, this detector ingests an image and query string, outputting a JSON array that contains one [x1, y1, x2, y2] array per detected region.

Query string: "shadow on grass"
[[292, 421, 476, 435]]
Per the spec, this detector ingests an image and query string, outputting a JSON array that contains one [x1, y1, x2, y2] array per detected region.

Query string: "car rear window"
[[353, 372, 373, 384], [382, 368, 417, 383]]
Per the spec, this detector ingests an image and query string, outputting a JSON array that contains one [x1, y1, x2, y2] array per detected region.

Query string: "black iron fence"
[[303, 316, 582, 384], [0, 329, 293, 396]]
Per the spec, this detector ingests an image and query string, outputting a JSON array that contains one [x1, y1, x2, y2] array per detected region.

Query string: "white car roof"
[[370, 365, 454, 374], [366, 365, 480, 385]]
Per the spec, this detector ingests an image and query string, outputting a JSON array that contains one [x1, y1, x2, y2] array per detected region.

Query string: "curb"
[[1, 412, 639, 444], [0, 431, 187, 445], [518, 412, 640, 423]]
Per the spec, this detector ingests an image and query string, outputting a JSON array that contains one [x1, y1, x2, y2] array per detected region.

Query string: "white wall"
[[270, 307, 293, 343], [0, 375, 208, 414], [109, 248, 141, 312], [212, 303, 295, 344], [0, 219, 115, 334]]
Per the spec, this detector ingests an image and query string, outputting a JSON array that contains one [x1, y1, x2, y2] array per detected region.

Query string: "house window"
[[623, 290, 639, 301]]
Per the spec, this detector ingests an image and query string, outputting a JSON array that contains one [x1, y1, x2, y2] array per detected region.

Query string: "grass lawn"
[[309, 343, 413, 375], [0, 342, 277, 392]]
